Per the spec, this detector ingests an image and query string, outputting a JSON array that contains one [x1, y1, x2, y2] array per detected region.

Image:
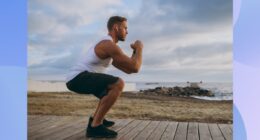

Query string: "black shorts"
[[66, 71, 119, 99]]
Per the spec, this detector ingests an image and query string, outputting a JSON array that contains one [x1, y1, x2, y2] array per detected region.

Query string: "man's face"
[[116, 21, 128, 41]]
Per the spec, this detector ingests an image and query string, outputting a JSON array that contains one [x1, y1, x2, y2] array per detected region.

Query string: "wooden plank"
[[161, 122, 178, 140], [28, 115, 47, 123], [112, 120, 142, 140], [28, 115, 40, 122], [35, 117, 86, 140], [218, 124, 232, 140], [147, 121, 169, 140], [187, 122, 199, 140], [29, 116, 73, 138], [28, 115, 53, 128], [28, 116, 62, 134], [29, 116, 80, 140], [134, 121, 160, 140], [119, 120, 150, 140], [113, 119, 133, 131], [63, 129, 86, 140], [208, 123, 225, 140], [42, 117, 88, 140], [28, 115, 42, 128], [28, 116, 230, 140], [198, 123, 212, 140], [174, 122, 188, 140], [28, 116, 52, 130], [228, 124, 233, 132]]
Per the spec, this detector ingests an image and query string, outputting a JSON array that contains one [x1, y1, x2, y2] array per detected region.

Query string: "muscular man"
[[66, 16, 143, 138]]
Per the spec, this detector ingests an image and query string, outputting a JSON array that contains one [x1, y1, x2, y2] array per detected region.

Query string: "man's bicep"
[[109, 49, 133, 72], [111, 52, 132, 67], [112, 61, 131, 74], [107, 45, 131, 65]]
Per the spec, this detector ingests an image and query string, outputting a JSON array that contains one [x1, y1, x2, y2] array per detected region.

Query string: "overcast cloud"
[[28, 0, 232, 82]]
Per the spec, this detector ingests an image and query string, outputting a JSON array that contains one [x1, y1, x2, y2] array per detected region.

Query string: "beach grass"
[[28, 92, 232, 123]]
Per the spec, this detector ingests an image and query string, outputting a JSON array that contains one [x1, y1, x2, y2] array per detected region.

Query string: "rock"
[[140, 86, 215, 97], [190, 82, 199, 88]]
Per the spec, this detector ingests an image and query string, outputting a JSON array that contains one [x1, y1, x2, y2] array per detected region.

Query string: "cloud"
[[28, 0, 232, 82], [127, 0, 232, 41], [157, 0, 232, 23]]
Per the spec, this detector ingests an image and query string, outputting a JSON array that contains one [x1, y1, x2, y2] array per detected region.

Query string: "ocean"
[[28, 80, 232, 101]]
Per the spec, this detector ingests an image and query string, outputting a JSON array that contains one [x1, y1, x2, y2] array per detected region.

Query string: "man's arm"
[[104, 41, 143, 73], [112, 61, 133, 74], [130, 41, 143, 72]]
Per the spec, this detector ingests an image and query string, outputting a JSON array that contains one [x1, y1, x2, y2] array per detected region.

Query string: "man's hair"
[[107, 16, 127, 31]]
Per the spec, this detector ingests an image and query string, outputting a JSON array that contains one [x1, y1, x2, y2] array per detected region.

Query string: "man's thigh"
[[66, 71, 119, 99]]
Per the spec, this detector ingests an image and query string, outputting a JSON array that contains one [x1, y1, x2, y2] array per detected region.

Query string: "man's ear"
[[113, 24, 118, 32]]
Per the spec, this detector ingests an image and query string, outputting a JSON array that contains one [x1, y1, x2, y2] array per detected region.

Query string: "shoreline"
[[28, 80, 232, 100]]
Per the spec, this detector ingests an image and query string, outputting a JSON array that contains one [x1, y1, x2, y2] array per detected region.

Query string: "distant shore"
[[28, 80, 233, 101], [28, 91, 233, 124]]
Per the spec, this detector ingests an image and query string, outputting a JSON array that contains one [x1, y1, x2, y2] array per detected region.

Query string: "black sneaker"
[[86, 124, 117, 138], [88, 117, 115, 127], [103, 118, 115, 127]]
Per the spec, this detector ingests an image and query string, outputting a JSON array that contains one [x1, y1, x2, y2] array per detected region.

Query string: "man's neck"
[[108, 32, 118, 43]]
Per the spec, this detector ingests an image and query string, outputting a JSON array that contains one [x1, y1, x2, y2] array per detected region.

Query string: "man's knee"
[[115, 78, 125, 91], [109, 78, 125, 92]]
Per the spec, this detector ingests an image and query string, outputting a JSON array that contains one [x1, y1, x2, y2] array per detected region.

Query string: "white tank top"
[[66, 35, 113, 82]]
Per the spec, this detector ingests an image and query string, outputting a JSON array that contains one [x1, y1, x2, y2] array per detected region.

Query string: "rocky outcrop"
[[140, 86, 214, 97]]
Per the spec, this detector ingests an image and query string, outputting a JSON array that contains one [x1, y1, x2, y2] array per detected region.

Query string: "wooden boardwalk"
[[28, 115, 232, 140]]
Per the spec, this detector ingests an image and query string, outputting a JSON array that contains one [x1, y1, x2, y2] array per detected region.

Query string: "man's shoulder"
[[95, 39, 120, 58], [99, 39, 114, 46], [97, 40, 118, 51]]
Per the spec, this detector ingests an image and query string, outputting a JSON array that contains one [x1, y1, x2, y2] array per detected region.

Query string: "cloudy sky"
[[28, 0, 232, 82]]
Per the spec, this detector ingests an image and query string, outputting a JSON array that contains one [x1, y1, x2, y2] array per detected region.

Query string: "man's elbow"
[[124, 70, 132, 74], [131, 67, 140, 73], [123, 68, 135, 74], [125, 62, 141, 74]]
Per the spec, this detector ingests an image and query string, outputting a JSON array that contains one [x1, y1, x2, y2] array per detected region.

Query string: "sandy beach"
[[28, 91, 232, 124]]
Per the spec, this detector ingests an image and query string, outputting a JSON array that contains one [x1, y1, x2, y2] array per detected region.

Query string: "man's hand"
[[131, 40, 143, 51]]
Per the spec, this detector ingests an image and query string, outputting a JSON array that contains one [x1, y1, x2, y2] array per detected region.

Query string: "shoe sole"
[[86, 134, 117, 138], [104, 124, 114, 127]]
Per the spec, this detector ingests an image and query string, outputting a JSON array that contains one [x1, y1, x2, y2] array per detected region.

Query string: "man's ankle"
[[91, 122, 102, 127]]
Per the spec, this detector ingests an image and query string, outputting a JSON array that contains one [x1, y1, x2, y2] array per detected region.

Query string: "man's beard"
[[118, 37, 125, 41], [117, 32, 125, 41]]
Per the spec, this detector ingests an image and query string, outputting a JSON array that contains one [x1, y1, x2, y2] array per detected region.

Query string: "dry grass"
[[28, 92, 232, 123]]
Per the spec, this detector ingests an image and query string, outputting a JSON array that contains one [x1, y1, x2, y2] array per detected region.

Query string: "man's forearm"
[[131, 48, 143, 71]]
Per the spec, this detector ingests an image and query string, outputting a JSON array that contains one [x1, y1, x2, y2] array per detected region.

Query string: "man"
[[66, 16, 143, 138]]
